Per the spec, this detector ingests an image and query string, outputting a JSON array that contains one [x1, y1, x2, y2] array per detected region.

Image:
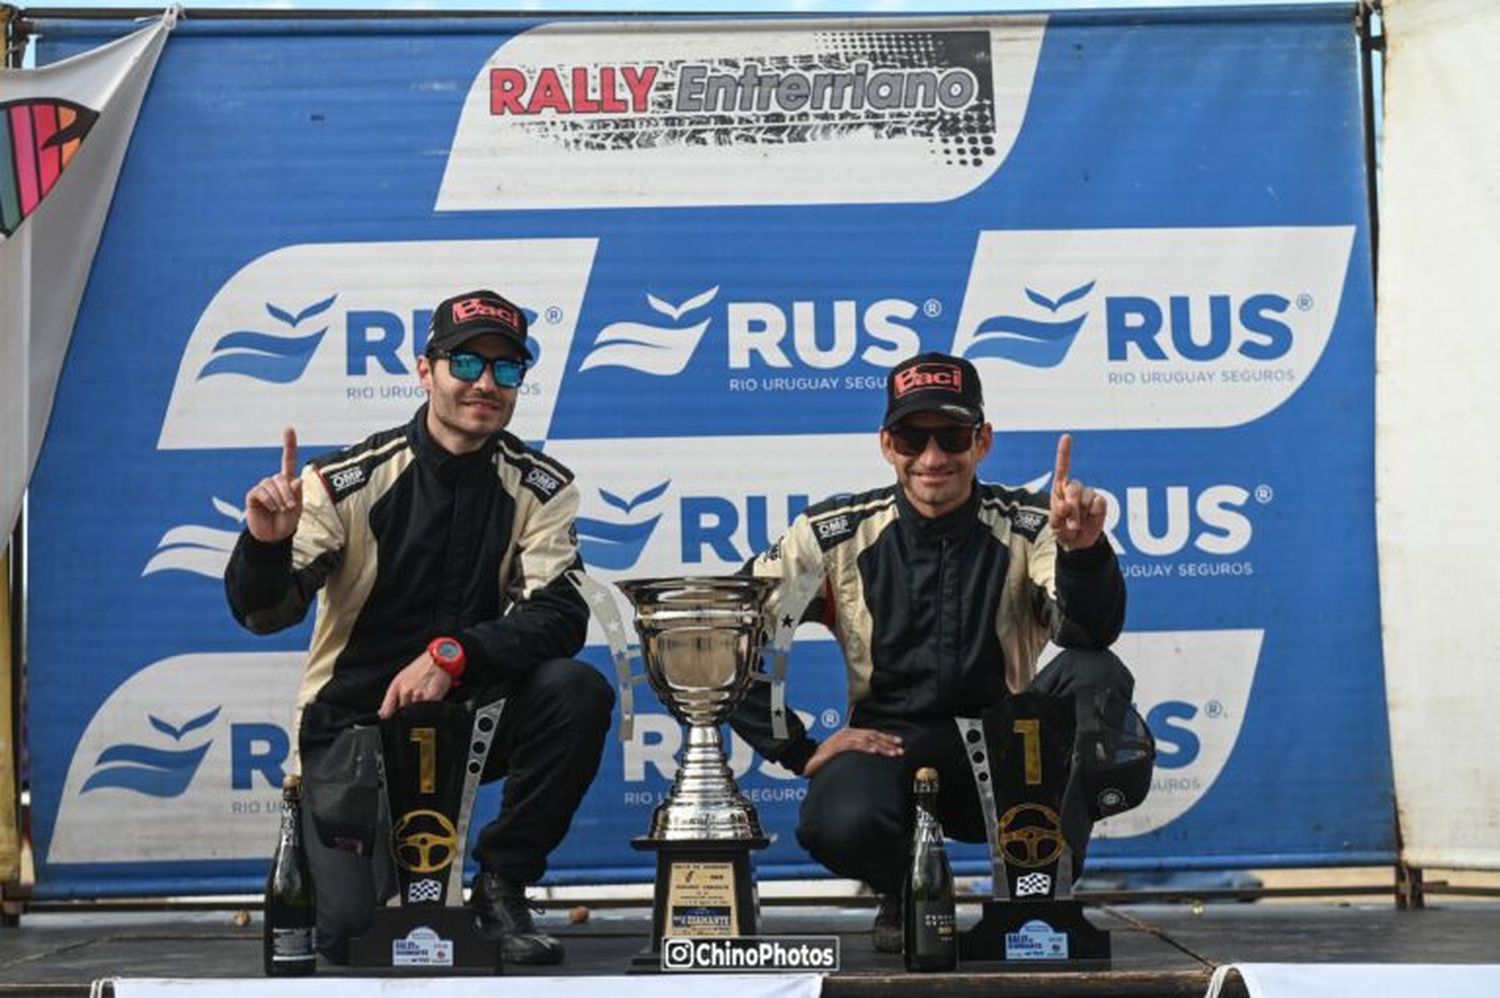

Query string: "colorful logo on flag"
[[1, 98, 99, 238]]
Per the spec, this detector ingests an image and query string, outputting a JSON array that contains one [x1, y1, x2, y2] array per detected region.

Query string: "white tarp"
[[1378, 0, 1500, 868], [106, 975, 823, 998], [1207, 964, 1500, 998], [0, 10, 175, 545]]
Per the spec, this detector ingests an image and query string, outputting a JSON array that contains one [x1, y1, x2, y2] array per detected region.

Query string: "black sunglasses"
[[889, 422, 980, 456], [430, 350, 527, 388]]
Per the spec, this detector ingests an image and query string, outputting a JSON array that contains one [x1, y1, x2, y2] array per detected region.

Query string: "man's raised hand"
[[1049, 433, 1107, 551], [244, 427, 304, 542]]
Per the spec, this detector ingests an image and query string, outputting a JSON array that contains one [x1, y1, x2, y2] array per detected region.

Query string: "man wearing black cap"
[[729, 351, 1136, 953], [226, 289, 614, 965]]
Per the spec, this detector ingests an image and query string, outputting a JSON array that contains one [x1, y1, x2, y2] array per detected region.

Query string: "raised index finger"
[[1053, 433, 1073, 495], [281, 426, 299, 481]]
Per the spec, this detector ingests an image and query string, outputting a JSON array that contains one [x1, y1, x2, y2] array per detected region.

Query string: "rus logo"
[[142, 497, 245, 580], [81, 708, 220, 798], [947, 226, 1356, 430], [197, 296, 336, 384], [581, 288, 718, 376], [158, 238, 597, 450], [49, 653, 306, 864], [576, 482, 671, 571], [959, 282, 1094, 369], [580, 287, 928, 377]]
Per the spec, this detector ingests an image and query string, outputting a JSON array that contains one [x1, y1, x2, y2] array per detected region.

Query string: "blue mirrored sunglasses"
[[431, 350, 527, 388]]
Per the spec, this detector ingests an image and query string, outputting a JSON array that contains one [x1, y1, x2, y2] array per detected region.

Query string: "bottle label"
[[920, 909, 956, 938], [270, 926, 315, 962], [279, 802, 302, 848], [913, 814, 946, 849]]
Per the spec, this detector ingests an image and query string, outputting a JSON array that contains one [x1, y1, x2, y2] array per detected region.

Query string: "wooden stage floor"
[[0, 898, 1496, 997]]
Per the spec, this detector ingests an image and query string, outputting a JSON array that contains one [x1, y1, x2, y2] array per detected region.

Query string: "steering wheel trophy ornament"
[[955, 689, 1153, 965], [570, 571, 818, 969], [347, 699, 506, 973]]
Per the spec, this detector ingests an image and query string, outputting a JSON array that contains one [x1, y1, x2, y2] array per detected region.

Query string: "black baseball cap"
[[426, 289, 531, 361], [883, 352, 984, 428]]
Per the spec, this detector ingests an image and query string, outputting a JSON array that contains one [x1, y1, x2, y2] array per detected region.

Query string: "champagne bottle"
[[263, 774, 316, 977], [903, 766, 957, 972]]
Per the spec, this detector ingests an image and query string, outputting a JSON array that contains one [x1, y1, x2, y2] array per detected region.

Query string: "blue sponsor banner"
[[27, 6, 1386, 898]]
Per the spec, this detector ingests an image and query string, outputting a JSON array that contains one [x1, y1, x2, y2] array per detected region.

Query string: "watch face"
[[435, 639, 460, 661]]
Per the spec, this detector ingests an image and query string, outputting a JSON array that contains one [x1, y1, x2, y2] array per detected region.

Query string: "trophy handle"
[[447, 700, 505, 902], [955, 717, 1011, 901], [567, 570, 648, 741], [754, 571, 822, 741]]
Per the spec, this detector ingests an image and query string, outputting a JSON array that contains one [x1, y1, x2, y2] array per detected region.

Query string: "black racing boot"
[[872, 892, 903, 954], [469, 871, 565, 966]]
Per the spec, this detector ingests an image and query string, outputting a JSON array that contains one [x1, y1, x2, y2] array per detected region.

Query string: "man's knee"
[[797, 789, 895, 860], [525, 658, 616, 727]]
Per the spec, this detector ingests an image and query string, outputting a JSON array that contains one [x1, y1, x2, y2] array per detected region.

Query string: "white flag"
[[0, 9, 177, 544]]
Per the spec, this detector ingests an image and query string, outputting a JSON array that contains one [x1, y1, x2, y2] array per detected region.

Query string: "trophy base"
[[347, 906, 502, 975], [958, 899, 1111, 966], [629, 835, 769, 972]]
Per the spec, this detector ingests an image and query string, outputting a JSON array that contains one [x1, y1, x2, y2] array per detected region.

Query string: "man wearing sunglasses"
[[730, 351, 1140, 954], [226, 289, 614, 966]]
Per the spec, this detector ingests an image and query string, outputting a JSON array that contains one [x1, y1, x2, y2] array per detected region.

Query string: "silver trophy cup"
[[617, 575, 777, 842], [568, 569, 819, 956]]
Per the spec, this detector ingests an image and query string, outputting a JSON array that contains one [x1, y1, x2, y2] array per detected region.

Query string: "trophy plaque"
[[955, 691, 1111, 965], [570, 571, 818, 969], [348, 698, 506, 974]]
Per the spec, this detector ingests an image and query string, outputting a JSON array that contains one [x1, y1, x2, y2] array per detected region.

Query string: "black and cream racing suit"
[[225, 405, 613, 948], [728, 480, 1129, 892]]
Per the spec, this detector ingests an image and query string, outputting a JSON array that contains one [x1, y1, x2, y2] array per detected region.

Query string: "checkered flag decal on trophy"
[[1014, 872, 1053, 898], [406, 879, 444, 903]]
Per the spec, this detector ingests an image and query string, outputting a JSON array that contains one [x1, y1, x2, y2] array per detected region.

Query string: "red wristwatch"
[[427, 636, 466, 685]]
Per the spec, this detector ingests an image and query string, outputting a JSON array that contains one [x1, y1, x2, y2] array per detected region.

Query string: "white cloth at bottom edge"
[[1208, 962, 1500, 998]]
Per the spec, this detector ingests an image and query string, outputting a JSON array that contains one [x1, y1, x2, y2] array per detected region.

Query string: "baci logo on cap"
[[893, 362, 962, 397], [451, 295, 522, 331]]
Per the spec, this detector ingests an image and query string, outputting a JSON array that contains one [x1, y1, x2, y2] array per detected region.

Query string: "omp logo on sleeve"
[[0, 99, 98, 239], [813, 514, 854, 546], [523, 466, 562, 499], [438, 21, 1044, 210], [326, 465, 367, 495], [1011, 508, 1046, 535]]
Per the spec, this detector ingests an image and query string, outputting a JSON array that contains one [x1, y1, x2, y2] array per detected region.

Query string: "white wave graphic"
[[49, 652, 305, 863], [142, 498, 243, 579], [579, 320, 711, 375]]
